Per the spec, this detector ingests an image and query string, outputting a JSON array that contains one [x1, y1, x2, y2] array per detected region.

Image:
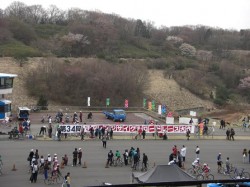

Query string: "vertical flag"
[[106, 98, 110, 106], [125, 99, 128, 108], [87, 97, 90, 106], [152, 100, 155, 111], [162, 105, 166, 115], [158, 105, 162, 115], [143, 98, 146, 108], [148, 101, 152, 110]]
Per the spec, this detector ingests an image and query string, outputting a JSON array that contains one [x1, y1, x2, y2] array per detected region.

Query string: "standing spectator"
[[181, 145, 187, 163], [79, 111, 82, 122], [230, 128, 235, 141], [123, 150, 129, 166], [186, 129, 191, 140], [243, 148, 247, 163], [44, 159, 50, 180], [47, 154, 52, 166], [110, 128, 113, 140], [248, 149, 250, 163], [189, 118, 193, 125], [78, 148, 82, 165], [217, 153, 222, 173], [48, 116, 52, 125], [48, 124, 52, 138], [80, 127, 85, 141], [28, 149, 34, 166], [176, 151, 182, 168], [63, 154, 68, 166], [195, 146, 200, 159], [72, 148, 78, 167], [65, 172, 71, 187], [30, 161, 38, 183], [142, 129, 146, 139], [138, 128, 142, 139], [102, 134, 107, 148], [35, 149, 39, 160], [226, 128, 230, 140], [142, 153, 148, 170], [172, 145, 178, 157], [225, 157, 230, 175]]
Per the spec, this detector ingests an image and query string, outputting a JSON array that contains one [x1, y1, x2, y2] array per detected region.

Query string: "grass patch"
[[0, 41, 42, 57]]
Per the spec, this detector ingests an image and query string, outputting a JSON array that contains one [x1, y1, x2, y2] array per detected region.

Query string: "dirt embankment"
[[3, 57, 247, 122]]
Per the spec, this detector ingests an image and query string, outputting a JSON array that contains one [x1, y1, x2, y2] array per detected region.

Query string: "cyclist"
[[50, 166, 58, 182], [192, 158, 201, 174], [107, 150, 114, 166], [202, 163, 210, 179], [115, 150, 121, 163]]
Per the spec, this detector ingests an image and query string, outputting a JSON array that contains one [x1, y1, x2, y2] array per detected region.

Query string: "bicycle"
[[196, 172, 214, 180], [229, 167, 250, 179], [218, 163, 235, 175], [44, 173, 63, 185], [187, 165, 203, 176], [114, 158, 123, 167]]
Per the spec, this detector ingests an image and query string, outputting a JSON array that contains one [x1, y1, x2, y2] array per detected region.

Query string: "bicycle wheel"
[[57, 175, 62, 184], [207, 174, 214, 180], [196, 174, 204, 180], [229, 171, 237, 179], [242, 172, 250, 179], [120, 161, 123, 167], [187, 168, 195, 176], [44, 178, 51, 185], [114, 160, 117, 167]]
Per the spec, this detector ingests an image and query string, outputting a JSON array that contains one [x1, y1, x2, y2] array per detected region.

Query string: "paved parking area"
[[0, 138, 250, 187], [1, 112, 250, 187]]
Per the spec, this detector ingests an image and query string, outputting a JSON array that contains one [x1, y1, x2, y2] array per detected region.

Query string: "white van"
[[17, 107, 30, 120]]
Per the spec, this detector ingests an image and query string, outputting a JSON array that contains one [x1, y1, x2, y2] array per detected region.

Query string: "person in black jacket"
[[72, 148, 78, 166]]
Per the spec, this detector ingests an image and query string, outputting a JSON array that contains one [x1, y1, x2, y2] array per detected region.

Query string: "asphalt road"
[[1, 138, 250, 187], [1, 112, 250, 187]]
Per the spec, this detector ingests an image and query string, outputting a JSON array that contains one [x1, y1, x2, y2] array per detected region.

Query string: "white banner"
[[59, 124, 194, 134]]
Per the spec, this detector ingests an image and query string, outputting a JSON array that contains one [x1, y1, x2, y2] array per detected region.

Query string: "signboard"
[[166, 117, 174, 124], [179, 117, 198, 125], [59, 124, 194, 134]]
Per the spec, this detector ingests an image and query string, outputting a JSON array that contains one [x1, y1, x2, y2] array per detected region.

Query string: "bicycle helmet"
[[203, 163, 207, 166]]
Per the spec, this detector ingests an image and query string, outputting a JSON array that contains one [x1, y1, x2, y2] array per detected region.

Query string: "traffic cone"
[[12, 164, 17, 171], [105, 162, 109, 168], [82, 161, 87, 168]]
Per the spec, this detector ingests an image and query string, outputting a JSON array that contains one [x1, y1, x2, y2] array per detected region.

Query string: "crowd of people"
[[106, 147, 149, 171], [27, 148, 73, 186], [167, 144, 250, 179]]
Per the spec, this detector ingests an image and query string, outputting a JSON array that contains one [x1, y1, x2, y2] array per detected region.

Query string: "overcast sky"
[[1, 0, 250, 30]]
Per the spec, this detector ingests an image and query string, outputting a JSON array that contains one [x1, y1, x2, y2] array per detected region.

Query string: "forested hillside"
[[1, 1, 250, 108]]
